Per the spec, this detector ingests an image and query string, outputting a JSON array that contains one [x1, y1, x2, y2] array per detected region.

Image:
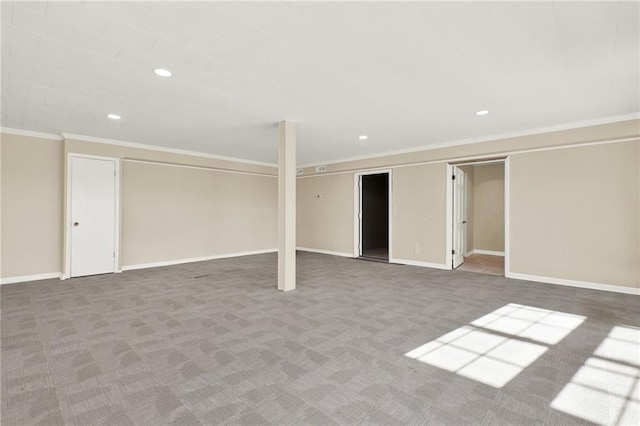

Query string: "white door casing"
[[69, 156, 118, 278], [353, 169, 393, 259], [358, 174, 363, 256], [452, 166, 467, 268]]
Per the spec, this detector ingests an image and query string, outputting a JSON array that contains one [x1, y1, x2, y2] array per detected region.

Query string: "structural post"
[[278, 120, 296, 291]]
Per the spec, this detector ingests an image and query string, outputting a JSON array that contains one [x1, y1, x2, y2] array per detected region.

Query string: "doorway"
[[355, 171, 391, 261], [65, 154, 120, 278], [448, 159, 506, 276]]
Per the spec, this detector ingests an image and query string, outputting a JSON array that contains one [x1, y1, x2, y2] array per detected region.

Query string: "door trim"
[[446, 158, 508, 273], [63, 153, 121, 279], [353, 169, 393, 259]]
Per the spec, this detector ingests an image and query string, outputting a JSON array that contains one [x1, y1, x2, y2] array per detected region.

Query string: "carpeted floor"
[[2, 252, 639, 425]]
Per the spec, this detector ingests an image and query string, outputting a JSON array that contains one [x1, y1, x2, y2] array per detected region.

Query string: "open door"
[[356, 171, 390, 261], [452, 166, 467, 268]]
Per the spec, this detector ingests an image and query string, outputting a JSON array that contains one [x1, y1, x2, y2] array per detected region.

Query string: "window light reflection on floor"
[[551, 325, 640, 426], [405, 303, 587, 388]]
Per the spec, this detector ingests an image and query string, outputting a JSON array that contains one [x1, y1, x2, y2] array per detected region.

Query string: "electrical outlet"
[[296, 168, 304, 175], [315, 165, 327, 173]]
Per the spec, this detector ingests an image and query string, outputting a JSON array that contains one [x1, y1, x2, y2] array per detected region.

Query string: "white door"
[[452, 166, 467, 268], [70, 157, 117, 277], [358, 175, 363, 256]]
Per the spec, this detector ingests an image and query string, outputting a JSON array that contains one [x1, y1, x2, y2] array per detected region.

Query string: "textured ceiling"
[[1, 1, 639, 165]]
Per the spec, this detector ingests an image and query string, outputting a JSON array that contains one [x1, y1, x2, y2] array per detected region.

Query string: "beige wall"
[[300, 119, 639, 175], [296, 173, 353, 254], [1, 134, 64, 278], [122, 161, 276, 267], [392, 163, 448, 265], [64, 138, 276, 176], [509, 141, 639, 288], [472, 164, 505, 252], [296, 119, 640, 289], [63, 138, 278, 270], [1, 132, 278, 279]]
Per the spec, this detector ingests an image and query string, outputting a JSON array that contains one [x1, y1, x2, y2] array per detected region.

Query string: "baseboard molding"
[[506, 272, 640, 296], [468, 249, 505, 257], [390, 258, 450, 270], [0, 272, 62, 285], [122, 249, 278, 271], [296, 247, 353, 258]]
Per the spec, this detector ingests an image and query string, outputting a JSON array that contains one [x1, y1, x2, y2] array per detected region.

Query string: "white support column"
[[278, 120, 296, 291]]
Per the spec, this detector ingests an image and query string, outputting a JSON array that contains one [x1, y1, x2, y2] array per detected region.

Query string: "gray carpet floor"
[[2, 252, 639, 425]]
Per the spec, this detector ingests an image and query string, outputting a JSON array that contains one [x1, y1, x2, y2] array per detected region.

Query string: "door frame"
[[63, 153, 121, 279], [353, 169, 393, 259], [451, 165, 467, 268], [445, 158, 509, 273]]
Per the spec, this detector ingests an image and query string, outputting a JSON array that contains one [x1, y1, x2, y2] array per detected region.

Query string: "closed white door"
[[70, 157, 117, 277], [452, 166, 467, 268]]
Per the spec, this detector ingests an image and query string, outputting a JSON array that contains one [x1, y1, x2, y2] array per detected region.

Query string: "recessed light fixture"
[[358, 135, 368, 140], [476, 110, 489, 116], [107, 113, 121, 120], [154, 68, 172, 77]]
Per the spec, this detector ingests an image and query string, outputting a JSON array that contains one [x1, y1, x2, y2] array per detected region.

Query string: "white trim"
[[504, 156, 511, 276], [298, 113, 640, 168], [353, 173, 360, 257], [389, 258, 449, 271], [61, 132, 277, 168], [455, 159, 506, 167], [506, 272, 640, 296], [448, 160, 508, 270], [469, 249, 505, 257], [296, 247, 353, 258], [353, 169, 393, 260], [296, 136, 639, 179], [445, 164, 453, 270], [121, 249, 277, 271], [1, 127, 63, 141], [0, 273, 62, 285], [122, 159, 277, 178], [65, 153, 121, 279]]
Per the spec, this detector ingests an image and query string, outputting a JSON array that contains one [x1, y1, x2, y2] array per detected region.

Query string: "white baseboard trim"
[[468, 249, 505, 257], [296, 247, 353, 258], [122, 249, 278, 271], [390, 257, 450, 270], [0, 272, 62, 285], [506, 272, 640, 296]]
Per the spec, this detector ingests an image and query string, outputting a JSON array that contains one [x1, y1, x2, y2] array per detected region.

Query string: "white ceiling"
[[1, 1, 638, 166]]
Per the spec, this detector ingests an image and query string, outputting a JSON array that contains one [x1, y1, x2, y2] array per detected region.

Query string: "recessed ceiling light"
[[476, 110, 490, 116], [107, 114, 121, 120], [358, 135, 368, 140], [154, 68, 172, 77]]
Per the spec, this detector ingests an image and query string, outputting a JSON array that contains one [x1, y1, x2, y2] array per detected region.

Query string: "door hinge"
[[452, 249, 455, 255], [452, 175, 456, 180]]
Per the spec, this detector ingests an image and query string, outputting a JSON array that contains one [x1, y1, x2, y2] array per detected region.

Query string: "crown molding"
[[0, 127, 63, 141], [299, 112, 640, 168], [60, 132, 277, 168]]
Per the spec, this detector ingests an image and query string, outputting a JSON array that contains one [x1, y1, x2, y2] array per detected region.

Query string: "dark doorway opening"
[[360, 173, 389, 261]]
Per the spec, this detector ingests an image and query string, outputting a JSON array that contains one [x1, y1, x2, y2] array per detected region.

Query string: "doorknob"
[[73, 222, 79, 227], [462, 221, 467, 224]]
